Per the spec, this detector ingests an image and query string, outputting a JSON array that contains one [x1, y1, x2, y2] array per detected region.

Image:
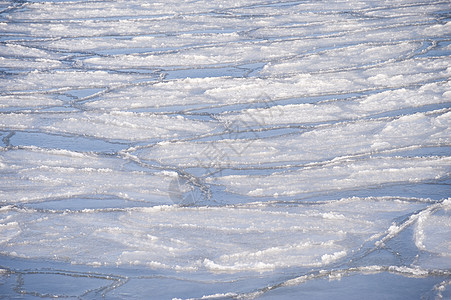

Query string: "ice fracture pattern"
[[0, 0, 450, 299]]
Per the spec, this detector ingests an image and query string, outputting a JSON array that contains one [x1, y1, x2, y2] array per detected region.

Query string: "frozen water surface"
[[0, 0, 450, 299]]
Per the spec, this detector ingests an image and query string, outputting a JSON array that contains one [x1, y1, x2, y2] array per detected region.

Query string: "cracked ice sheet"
[[0, 71, 151, 92], [414, 199, 451, 270], [6, 2, 447, 71], [1, 0, 451, 299], [33, 20, 449, 66], [83, 40, 424, 70], [0, 111, 218, 141], [216, 81, 451, 127], [137, 110, 451, 168], [210, 156, 451, 197], [0, 94, 63, 109], [0, 57, 62, 71], [10, 0, 279, 20], [0, 147, 172, 204], [0, 197, 431, 272], [83, 58, 450, 111]]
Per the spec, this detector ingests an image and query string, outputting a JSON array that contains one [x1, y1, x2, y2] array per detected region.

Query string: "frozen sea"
[[0, 0, 450, 299]]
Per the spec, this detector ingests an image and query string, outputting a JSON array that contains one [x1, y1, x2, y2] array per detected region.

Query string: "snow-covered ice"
[[0, 0, 450, 299]]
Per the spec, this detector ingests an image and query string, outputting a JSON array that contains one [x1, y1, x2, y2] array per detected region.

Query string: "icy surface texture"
[[0, 0, 450, 299]]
